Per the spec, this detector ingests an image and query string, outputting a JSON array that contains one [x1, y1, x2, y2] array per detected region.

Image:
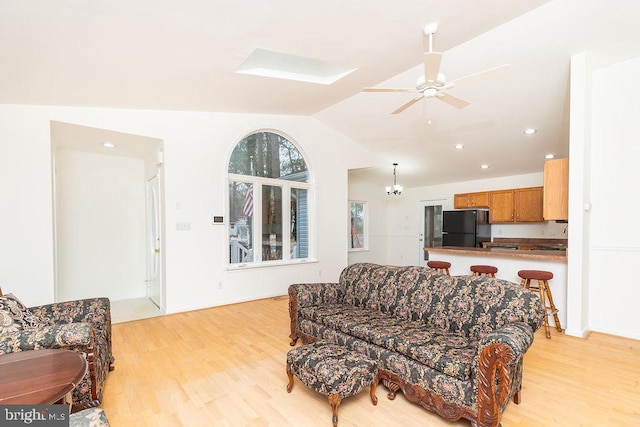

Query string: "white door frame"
[[417, 199, 447, 266], [146, 170, 165, 310]]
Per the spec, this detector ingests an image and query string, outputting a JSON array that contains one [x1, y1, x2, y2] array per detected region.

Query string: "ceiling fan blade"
[[363, 87, 416, 93], [424, 52, 443, 83], [391, 95, 425, 114], [448, 64, 510, 87], [436, 92, 471, 109]]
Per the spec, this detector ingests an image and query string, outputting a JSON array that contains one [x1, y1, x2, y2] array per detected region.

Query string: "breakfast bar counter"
[[426, 246, 567, 261], [425, 246, 568, 329]]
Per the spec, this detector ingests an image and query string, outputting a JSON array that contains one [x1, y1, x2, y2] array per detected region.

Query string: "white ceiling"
[[3, 0, 640, 188]]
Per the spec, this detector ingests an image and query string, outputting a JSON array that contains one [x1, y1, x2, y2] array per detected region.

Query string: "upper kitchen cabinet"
[[543, 158, 569, 221], [489, 187, 544, 223], [489, 190, 515, 222], [453, 191, 490, 209], [515, 187, 544, 222]]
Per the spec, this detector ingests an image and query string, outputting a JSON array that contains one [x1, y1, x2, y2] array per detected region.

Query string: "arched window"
[[228, 131, 313, 266]]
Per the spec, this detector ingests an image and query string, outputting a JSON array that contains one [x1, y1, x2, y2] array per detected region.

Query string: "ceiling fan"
[[363, 24, 509, 114]]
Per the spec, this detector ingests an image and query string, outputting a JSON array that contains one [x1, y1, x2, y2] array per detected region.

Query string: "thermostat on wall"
[[212, 216, 224, 224]]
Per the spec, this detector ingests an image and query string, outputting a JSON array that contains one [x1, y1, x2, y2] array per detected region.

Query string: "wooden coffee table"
[[0, 349, 87, 406]]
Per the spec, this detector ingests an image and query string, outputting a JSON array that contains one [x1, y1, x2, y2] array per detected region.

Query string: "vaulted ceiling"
[[2, 0, 640, 188]]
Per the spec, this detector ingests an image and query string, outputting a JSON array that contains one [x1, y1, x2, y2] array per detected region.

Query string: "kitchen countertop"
[[483, 238, 567, 251], [425, 246, 567, 261]]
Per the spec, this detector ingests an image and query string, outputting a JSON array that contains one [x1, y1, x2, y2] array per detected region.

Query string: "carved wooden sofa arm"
[[474, 322, 536, 427]]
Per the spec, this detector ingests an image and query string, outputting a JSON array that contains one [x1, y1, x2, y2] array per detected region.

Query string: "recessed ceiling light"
[[481, 164, 489, 169], [545, 153, 555, 159], [102, 142, 116, 148], [455, 144, 464, 150], [523, 128, 537, 135], [236, 48, 356, 85]]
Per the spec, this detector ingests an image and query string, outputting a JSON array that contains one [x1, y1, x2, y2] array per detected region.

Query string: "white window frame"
[[348, 200, 369, 251], [228, 174, 315, 269]]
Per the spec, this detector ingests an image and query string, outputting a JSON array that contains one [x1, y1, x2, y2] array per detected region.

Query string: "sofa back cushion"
[[340, 263, 543, 338], [340, 263, 440, 318], [424, 274, 544, 338]]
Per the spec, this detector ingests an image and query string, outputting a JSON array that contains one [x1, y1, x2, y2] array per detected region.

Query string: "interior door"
[[146, 175, 163, 309], [418, 200, 445, 266]]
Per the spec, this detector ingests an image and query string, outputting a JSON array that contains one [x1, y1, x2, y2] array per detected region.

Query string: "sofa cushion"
[[298, 318, 477, 409], [0, 293, 43, 334], [301, 304, 477, 380]]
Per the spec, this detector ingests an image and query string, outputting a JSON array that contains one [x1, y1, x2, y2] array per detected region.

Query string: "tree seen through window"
[[228, 131, 310, 265]]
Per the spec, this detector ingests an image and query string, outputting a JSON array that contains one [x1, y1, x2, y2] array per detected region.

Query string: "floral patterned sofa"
[[288, 263, 544, 427], [0, 291, 114, 411]]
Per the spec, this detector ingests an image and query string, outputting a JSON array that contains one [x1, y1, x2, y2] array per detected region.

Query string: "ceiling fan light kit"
[[363, 25, 508, 114]]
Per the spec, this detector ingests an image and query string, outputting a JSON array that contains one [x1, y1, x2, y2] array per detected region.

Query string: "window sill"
[[226, 258, 318, 271]]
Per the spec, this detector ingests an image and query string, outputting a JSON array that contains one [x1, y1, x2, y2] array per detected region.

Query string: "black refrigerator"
[[442, 210, 491, 247]]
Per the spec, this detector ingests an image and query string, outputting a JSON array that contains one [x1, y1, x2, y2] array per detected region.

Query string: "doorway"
[[418, 200, 446, 266], [51, 121, 165, 320]]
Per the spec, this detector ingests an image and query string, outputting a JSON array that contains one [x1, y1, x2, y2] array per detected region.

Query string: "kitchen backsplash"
[[491, 221, 568, 240]]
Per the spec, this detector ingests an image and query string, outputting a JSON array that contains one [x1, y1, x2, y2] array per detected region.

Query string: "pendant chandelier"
[[385, 163, 403, 195]]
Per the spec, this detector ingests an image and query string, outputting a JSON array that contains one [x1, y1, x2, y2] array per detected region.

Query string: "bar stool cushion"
[[518, 270, 553, 281], [427, 261, 451, 269], [470, 265, 498, 274]]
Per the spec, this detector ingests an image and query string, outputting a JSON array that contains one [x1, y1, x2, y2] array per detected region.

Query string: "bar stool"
[[470, 265, 498, 277], [518, 270, 563, 339], [427, 261, 451, 276]]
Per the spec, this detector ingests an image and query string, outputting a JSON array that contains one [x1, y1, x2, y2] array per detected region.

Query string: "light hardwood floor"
[[102, 296, 640, 426]]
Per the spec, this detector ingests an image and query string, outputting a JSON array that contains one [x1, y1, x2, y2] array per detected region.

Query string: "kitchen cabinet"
[[543, 158, 569, 221], [489, 190, 515, 222], [515, 187, 544, 222], [489, 187, 543, 223], [453, 191, 489, 209]]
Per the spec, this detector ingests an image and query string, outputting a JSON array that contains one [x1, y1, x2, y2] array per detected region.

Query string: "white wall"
[[0, 105, 378, 312], [0, 106, 55, 302], [55, 150, 146, 301], [586, 55, 640, 339]]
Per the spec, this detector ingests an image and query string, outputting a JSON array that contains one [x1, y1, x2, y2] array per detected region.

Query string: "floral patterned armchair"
[[0, 290, 114, 411]]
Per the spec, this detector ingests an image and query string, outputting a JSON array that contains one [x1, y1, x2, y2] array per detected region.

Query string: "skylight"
[[236, 48, 356, 85]]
